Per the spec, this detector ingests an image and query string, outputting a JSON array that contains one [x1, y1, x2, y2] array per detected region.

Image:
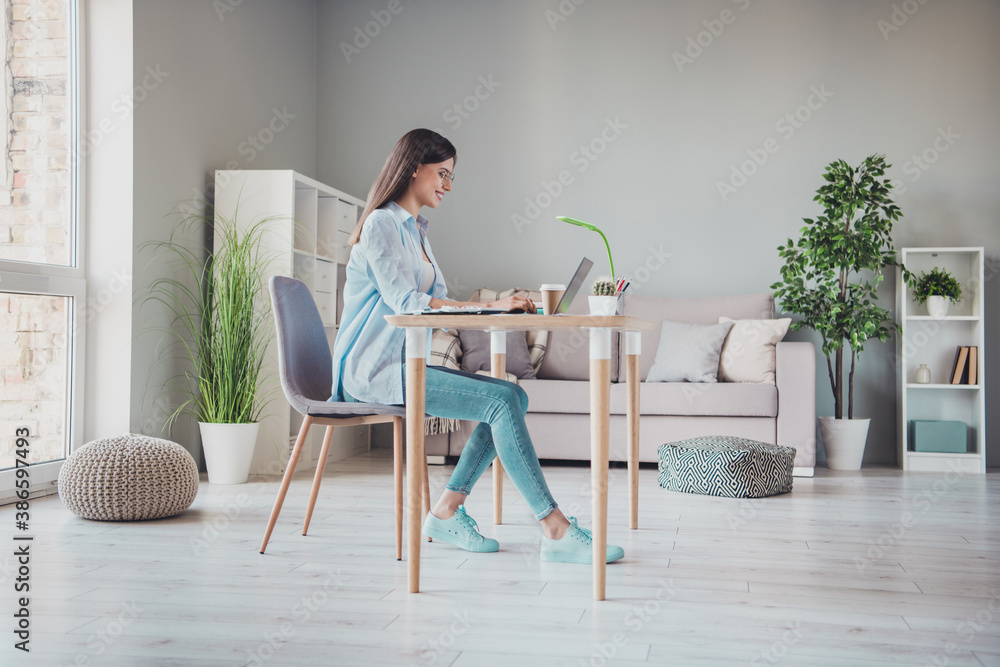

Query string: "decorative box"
[[910, 420, 967, 453]]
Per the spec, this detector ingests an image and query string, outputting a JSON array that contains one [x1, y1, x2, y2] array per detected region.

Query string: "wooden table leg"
[[590, 327, 612, 601], [405, 327, 429, 593], [626, 332, 641, 530], [490, 331, 506, 525]]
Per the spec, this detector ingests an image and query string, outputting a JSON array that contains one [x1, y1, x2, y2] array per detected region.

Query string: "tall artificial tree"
[[771, 155, 910, 420]]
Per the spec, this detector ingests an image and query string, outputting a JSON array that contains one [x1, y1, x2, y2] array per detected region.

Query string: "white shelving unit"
[[214, 170, 368, 475], [896, 247, 986, 473]]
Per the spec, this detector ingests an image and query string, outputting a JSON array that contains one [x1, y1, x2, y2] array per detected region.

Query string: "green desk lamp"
[[557, 216, 615, 280]]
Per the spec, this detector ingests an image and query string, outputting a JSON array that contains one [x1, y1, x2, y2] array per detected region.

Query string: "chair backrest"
[[269, 276, 335, 411]]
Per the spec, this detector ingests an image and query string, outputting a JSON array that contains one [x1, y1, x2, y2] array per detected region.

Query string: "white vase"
[[819, 417, 870, 471], [926, 295, 950, 319], [915, 364, 931, 384], [199, 422, 259, 484], [589, 295, 618, 316]]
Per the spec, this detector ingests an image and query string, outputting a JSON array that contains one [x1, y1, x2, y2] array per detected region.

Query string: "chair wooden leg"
[[260, 416, 312, 553], [394, 416, 403, 560], [303, 425, 334, 536]]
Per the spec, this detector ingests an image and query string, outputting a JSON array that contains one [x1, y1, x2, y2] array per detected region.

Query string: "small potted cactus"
[[589, 276, 620, 315]]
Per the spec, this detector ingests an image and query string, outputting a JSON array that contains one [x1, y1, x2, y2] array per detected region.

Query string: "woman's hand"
[[490, 294, 536, 313]]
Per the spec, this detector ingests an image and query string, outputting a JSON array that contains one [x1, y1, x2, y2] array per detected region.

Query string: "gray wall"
[[128, 0, 319, 458], [314, 0, 1000, 466]]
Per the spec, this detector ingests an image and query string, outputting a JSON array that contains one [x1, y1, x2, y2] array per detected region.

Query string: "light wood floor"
[[3, 449, 1000, 666]]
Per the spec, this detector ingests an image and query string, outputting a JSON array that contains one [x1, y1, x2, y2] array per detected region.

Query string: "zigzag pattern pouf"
[[657, 436, 795, 498], [58, 434, 200, 521]]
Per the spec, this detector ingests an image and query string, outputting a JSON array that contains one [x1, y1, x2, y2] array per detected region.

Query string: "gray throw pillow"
[[458, 330, 536, 379], [647, 320, 734, 383]]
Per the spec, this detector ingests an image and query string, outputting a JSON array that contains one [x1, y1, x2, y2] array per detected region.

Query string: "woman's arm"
[[427, 294, 536, 312]]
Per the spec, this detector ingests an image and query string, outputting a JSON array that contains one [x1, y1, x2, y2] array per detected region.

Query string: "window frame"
[[0, 0, 83, 502]]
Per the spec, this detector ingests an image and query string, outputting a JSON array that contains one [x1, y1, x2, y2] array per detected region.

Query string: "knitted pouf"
[[657, 436, 795, 498], [58, 434, 199, 521]]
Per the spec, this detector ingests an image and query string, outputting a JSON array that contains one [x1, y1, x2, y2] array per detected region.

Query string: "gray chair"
[[259, 276, 429, 558]]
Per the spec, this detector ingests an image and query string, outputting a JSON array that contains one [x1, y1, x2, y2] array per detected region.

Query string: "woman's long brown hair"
[[349, 129, 457, 245]]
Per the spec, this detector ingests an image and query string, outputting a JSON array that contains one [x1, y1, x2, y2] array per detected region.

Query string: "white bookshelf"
[[214, 170, 369, 475], [896, 247, 986, 473]]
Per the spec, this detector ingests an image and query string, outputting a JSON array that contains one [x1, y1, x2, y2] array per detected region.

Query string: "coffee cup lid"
[[540, 284, 566, 290]]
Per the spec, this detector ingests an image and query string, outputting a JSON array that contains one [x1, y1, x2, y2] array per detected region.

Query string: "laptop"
[[551, 257, 594, 314]]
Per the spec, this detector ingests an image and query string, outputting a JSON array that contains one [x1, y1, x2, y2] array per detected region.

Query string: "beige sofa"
[[425, 292, 816, 477]]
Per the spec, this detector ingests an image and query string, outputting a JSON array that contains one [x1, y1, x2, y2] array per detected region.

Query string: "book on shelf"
[[950, 346, 969, 385], [947, 346, 979, 385]]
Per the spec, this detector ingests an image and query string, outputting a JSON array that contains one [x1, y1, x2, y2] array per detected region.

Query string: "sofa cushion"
[[458, 329, 536, 379], [718, 317, 791, 383], [610, 382, 777, 417], [647, 320, 733, 383], [537, 295, 619, 382], [622, 293, 774, 381], [518, 379, 591, 414]]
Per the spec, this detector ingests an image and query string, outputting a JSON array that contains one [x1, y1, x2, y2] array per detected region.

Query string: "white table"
[[385, 313, 653, 600]]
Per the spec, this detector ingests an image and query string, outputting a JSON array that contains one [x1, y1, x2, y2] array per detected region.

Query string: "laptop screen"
[[553, 258, 594, 314]]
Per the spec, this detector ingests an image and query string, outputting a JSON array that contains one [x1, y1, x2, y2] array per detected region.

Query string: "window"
[[0, 0, 81, 500]]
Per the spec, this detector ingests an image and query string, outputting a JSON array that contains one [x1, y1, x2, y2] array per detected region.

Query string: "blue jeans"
[[348, 366, 558, 520]]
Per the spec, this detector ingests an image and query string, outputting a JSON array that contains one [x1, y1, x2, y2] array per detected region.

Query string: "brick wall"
[[1, 0, 70, 265], [0, 0, 71, 468]]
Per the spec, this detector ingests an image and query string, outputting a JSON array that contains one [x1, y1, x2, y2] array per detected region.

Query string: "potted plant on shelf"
[[143, 204, 275, 484], [913, 267, 962, 319], [770, 154, 911, 470]]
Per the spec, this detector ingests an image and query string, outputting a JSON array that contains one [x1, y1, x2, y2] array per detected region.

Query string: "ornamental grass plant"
[[143, 204, 277, 429]]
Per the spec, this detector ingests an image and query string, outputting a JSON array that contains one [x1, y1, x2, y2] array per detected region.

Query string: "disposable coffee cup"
[[540, 284, 566, 315]]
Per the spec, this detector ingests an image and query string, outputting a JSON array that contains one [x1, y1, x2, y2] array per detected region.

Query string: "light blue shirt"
[[331, 201, 448, 404]]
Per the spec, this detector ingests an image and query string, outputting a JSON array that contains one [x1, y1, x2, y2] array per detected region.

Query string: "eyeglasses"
[[435, 168, 456, 184]]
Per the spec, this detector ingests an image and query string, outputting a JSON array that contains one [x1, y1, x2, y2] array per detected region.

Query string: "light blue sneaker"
[[421, 506, 499, 553], [540, 517, 624, 564]]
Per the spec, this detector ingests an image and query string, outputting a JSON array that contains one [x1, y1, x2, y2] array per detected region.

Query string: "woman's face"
[[409, 158, 455, 210]]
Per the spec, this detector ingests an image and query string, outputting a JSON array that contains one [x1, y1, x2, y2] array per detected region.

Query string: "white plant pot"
[[819, 417, 870, 471], [199, 422, 259, 484], [589, 295, 618, 316], [926, 295, 950, 319]]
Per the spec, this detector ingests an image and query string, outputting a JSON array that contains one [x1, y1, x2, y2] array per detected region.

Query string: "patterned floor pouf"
[[658, 436, 795, 498], [58, 434, 200, 521]]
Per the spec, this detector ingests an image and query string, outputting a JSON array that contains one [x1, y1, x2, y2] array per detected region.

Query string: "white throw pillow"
[[647, 320, 733, 383], [717, 317, 792, 383]]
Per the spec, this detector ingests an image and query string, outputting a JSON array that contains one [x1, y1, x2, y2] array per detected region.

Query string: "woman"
[[331, 129, 623, 564]]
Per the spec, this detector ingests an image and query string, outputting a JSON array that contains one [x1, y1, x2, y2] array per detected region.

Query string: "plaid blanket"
[[425, 287, 548, 435]]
